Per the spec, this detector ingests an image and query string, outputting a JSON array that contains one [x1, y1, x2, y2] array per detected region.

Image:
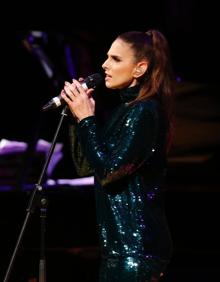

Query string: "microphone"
[[42, 73, 103, 111]]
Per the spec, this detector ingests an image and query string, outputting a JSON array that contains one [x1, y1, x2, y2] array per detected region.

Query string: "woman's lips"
[[105, 75, 112, 81]]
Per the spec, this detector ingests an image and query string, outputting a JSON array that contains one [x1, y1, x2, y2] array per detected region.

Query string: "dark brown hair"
[[117, 30, 175, 152]]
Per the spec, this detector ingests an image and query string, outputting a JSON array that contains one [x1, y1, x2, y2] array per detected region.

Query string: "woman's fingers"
[[78, 77, 84, 82], [61, 90, 71, 103], [62, 79, 94, 104], [72, 79, 87, 94], [64, 81, 79, 100]]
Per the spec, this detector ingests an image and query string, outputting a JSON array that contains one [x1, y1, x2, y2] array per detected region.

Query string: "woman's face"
[[102, 38, 139, 89]]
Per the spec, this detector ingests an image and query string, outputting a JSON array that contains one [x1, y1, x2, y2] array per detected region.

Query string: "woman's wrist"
[[78, 115, 95, 126]]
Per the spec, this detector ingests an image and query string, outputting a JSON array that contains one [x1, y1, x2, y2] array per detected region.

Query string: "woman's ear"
[[133, 61, 148, 78]]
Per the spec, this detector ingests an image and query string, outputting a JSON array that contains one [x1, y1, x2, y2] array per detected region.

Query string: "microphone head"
[[84, 73, 103, 89], [42, 73, 103, 112]]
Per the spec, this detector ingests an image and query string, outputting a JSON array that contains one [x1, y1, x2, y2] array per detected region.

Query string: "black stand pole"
[[3, 106, 69, 282], [39, 194, 48, 282]]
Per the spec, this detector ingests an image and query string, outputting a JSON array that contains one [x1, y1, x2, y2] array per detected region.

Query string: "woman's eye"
[[112, 56, 121, 62]]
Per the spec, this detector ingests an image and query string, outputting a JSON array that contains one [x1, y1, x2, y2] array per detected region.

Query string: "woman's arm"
[[77, 102, 158, 186]]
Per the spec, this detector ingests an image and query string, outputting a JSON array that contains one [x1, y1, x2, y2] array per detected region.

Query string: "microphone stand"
[[3, 106, 69, 282]]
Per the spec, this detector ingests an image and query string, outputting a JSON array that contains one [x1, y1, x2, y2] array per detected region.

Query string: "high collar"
[[119, 84, 140, 103]]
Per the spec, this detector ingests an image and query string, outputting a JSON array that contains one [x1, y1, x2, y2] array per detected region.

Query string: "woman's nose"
[[102, 59, 108, 70]]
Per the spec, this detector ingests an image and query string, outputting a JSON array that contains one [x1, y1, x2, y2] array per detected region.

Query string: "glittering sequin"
[[99, 256, 169, 282], [72, 86, 173, 281]]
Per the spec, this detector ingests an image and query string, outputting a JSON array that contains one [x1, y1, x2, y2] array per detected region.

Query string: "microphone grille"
[[85, 73, 103, 89]]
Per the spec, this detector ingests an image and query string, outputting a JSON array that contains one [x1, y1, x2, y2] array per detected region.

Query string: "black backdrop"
[[0, 1, 220, 281]]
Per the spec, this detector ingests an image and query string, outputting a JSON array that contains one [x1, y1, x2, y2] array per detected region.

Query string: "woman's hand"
[[61, 79, 95, 122]]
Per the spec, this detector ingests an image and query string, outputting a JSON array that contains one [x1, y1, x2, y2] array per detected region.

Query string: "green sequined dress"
[[69, 86, 173, 281]]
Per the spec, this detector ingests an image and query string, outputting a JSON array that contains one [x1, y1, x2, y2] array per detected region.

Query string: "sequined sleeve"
[[77, 102, 158, 186]]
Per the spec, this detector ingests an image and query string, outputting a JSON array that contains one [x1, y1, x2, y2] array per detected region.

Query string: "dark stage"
[[0, 11, 220, 281]]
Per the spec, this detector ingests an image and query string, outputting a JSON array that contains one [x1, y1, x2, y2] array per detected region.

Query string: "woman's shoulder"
[[128, 98, 159, 115]]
